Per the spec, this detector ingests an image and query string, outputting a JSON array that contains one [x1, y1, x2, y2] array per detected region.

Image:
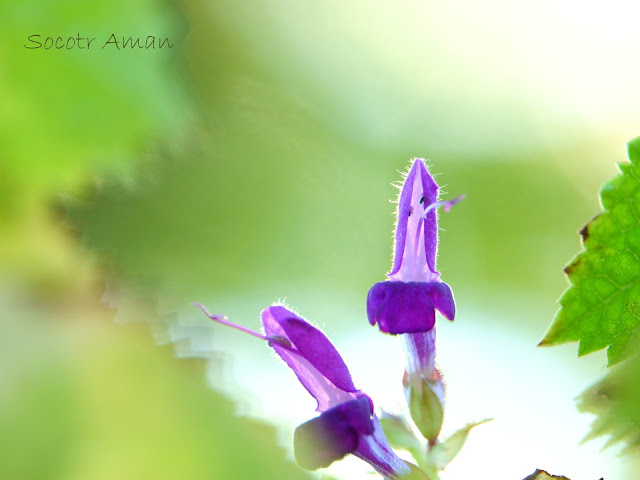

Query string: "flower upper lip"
[[388, 158, 463, 284], [261, 305, 359, 412], [388, 158, 441, 282]]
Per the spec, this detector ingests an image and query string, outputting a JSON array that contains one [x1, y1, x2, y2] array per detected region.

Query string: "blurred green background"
[[2, 0, 640, 479]]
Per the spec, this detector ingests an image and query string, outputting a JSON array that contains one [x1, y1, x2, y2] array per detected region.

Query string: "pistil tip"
[[443, 194, 465, 212], [193, 302, 228, 322]]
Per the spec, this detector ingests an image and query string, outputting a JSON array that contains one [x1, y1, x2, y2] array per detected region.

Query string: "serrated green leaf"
[[426, 419, 491, 471], [577, 355, 640, 453], [541, 137, 640, 366]]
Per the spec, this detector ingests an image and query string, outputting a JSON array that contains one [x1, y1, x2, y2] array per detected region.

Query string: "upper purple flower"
[[363, 159, 461, 442], [367, 159, 460, 336]]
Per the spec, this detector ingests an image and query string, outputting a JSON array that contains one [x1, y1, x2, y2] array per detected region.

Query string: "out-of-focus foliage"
[[0, 297, 311, 480], [0, 0, 187, 290], [0, 0, 185, 192], [542, 137, 640, 366], [578, 355, 640, 454]]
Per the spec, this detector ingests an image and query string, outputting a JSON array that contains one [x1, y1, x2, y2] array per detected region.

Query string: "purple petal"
[[354, 416, 418, 479], [389, 159, 440, 278], [366, 281, 455, 334], [261, 305, 357, 411], [390, 161, 418, 277], [293, 397, 374, 470], [419, 162, 439, 276]]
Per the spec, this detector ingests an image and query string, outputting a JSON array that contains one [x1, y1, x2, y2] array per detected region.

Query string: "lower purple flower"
[[196, 302, 426, 478], [261, 305, 422, 478]]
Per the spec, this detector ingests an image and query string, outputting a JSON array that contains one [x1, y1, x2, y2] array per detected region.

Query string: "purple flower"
[[293, 396, 374, 470], [366, 158, 461, 383], [196, 303, 424, 478], [261, 305, 420, 477]]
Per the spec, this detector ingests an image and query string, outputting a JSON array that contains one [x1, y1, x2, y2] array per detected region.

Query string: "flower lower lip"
[[294, 396, 374, 470], [366, 281, 455, 335]]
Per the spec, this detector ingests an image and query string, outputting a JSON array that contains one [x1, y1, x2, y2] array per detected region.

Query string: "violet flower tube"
[[196, 303, 426, 479], [365, 159, 461, 439]]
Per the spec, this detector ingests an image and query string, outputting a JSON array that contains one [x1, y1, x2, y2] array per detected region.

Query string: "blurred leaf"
[[578, 355, 640, 454], [0, 0, 187, 199], [0, 305, 312, 480], [541, 137, 640, 365], [425, 419, 491, 471], [0, 0, 189, 289]]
